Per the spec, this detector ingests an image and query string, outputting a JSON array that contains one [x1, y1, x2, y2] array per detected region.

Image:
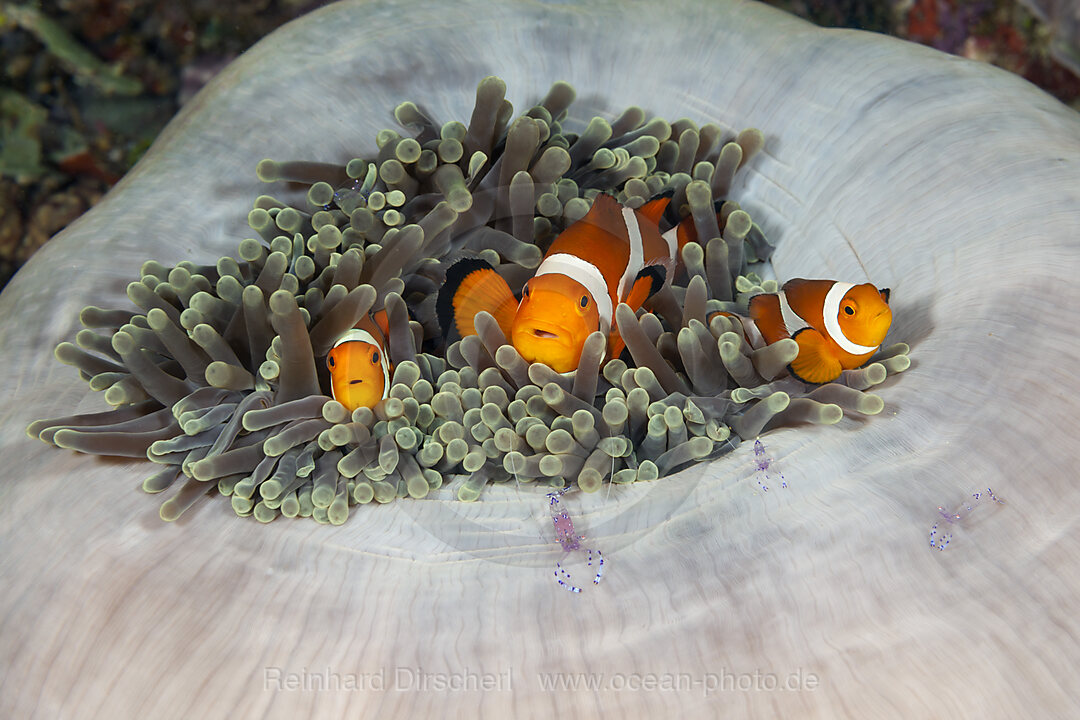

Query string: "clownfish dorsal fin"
[[637, 190, 674, 227], [580, 192, 628, 237], [436, 257, 517, 340], [588, 191, 621, 214]]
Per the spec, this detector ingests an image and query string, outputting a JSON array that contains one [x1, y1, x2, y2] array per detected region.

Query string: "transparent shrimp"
[[929, 488, 1004, 551], [547, 486, 604, 593], [752, 438, 786, 492]]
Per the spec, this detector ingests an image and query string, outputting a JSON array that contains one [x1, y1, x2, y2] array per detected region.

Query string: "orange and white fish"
[[748, 278, 892, 384], [326, 313, 392, 412], [437, 193, 690, 372]]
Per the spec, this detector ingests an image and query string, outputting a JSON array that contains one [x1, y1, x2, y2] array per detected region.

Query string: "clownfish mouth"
[[513, 320, 573, 356], [349, 379, 363, 384], [520, 323, 569, 345]]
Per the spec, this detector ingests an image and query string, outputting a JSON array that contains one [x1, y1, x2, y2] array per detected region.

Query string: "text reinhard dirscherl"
[[264, 667, 512, 693], [263, 667, 820, 696]]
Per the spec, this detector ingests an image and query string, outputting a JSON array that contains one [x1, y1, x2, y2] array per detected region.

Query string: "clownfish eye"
[[579, 295, 588, 308], [844, 305, 855, 316], [371, 351, 380, 364], [327, 356, 336, 368]]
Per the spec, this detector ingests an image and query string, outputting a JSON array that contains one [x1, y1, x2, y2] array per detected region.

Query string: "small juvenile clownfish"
[[437, 193, 693, 373], [748, 278, 892, 384], [326, 313, 392, 413]]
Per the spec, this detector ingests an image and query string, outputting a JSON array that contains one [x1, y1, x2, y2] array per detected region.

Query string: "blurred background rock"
[[1, 0, 1077, 290]]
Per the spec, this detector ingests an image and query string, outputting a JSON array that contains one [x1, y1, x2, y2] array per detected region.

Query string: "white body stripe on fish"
[[617, 206, 644, 300], [822, 281, 879, 355], [332, 328, 391, 399], [535, 253, 613, 335], [778, 291, 810, 337], [661, 226, 679, 261]]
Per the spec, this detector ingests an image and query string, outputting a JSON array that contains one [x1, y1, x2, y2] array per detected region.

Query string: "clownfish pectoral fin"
[[436, 258, 518, 339], [789, 328, 843, 384], [637, 191, 674, 226], [880, 287, 891, 303], [610, 268, 665, 361], [624, 266, 666, 310]]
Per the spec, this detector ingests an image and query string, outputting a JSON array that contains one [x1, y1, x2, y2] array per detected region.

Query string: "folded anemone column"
[[1, 0, 1078, 718]]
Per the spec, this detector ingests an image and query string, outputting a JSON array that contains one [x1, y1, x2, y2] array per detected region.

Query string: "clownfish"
[[437, 192, 693, 372], [748, 279, 892, 384], [326, 311, 392, 412]]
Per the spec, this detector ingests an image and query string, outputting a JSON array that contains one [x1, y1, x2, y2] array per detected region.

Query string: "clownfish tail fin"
[[436, 257, 517, 339], [670, 198, 725, 259], [747, 292, 771, 320], [748, 293, 789, 344]]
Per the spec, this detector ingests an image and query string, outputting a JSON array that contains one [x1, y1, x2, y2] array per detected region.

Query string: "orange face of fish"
[[327, 340, 386, 413], [835, 284, 892, 350], [511, 274, 600, 373]]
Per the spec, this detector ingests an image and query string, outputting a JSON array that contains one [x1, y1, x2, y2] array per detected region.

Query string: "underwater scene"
[[2, 1, 1079, 718]]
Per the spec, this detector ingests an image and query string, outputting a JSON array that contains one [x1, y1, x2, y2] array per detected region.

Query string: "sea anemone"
[[2, 0, 1079, 717], [25, 77, 908, 523]]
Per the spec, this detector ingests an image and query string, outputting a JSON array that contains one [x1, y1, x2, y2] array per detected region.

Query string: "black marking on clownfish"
[[787, 327, 816, 385], [634, 265, 667, 301], [436, 257, 496, 339]]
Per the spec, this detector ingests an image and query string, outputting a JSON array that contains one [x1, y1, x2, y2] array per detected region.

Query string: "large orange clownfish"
[[326, 312, 392, 412], [437, 193, 689, 372], [749, 279, 892, 384]]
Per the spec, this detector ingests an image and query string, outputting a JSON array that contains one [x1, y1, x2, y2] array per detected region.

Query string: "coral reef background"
[[1, 0, 1079, 291]]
